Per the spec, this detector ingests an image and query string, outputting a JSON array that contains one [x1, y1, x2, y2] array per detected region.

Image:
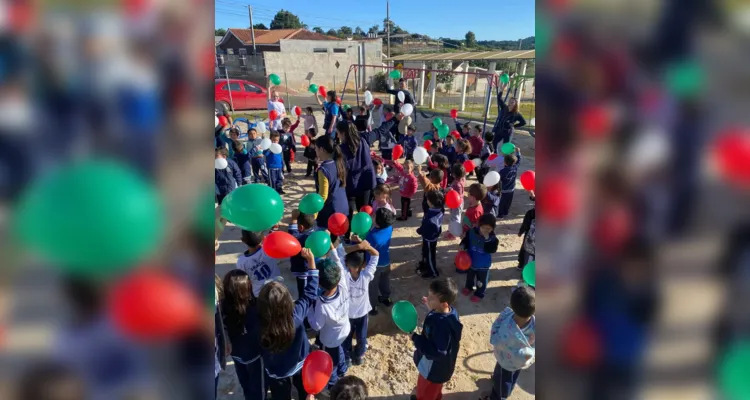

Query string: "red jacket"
[[388, 161, 418, 198], [469, 136, 484, 158]]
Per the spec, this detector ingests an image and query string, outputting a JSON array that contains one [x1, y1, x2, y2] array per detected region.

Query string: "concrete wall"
[[265, 40, 383, 92]]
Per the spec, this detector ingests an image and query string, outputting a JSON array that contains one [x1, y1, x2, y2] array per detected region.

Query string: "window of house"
[[313, 48, 328, 53], [333, 48, 346, 53], [244, 83, 261, 93], [222, 83, 241, 91]]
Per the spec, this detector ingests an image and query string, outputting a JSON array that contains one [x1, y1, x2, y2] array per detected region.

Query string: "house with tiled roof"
[[217, 28, 345, 54]]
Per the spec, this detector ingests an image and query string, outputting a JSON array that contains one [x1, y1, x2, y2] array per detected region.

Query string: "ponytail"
[[313, 135, 347, 188]]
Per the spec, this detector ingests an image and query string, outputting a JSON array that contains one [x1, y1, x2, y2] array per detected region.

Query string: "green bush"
[[371, 72, 388, 92]]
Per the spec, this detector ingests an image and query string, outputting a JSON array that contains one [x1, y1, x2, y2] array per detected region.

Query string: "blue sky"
[[215, 0, 534, 41]]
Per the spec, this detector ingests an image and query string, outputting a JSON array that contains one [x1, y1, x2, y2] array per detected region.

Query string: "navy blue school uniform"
[[417, 207, 444, 277], [215, 304, 227, 397], [315, 159, 350, 229], [455, 120, 470, 139], [259, 271, 319, 400], [456, 153, 469, 165], [412, 306, 463, 384], [233, 149, 252, 185], [215, 158, 243, 203], [460, 227, 500, 298], [221, 299, 265, 400], [498, 149, 522, 217], [289, 222, 316, 296], [264, 149, 285, 193], [439, 144, 457, 166], [482, 189, 501, 217], [280, 131, 296, 173], [400, 134, 418, 160]]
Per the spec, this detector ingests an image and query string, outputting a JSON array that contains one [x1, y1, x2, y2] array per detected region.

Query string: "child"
[[517, 207, 535, 269], [365, 208, 396, 315], [289, 211, 318, 296], [410, 278, 463, 400], [443, 163, 467, 241], [280, 117, 299, 174], [309, 248, 352, 389], [342, 239, 380, 365], [439, 135, 457, 167], [462, 183, 486, 236], [372, 183, 396, 214], [416, 190, 445, 279], [345, 107, 355, 123], [475, 132, 495, 185], [423, 125, 437, 142], [460, 214, 499, 302], [354, 105, 371, 133], [237, 230, 282, 297], [455, 139, 471, 166], [302, 106, 318, 133], [377, 116, 398, 161], [371, 102, 385, 130], [220, 270, 265, 400], [468, 125, 485, 162], [257, 250, 319, 400], [489, 286, 535, 400], [304, 128, 318, 178], [387, 159, 418, 221], [232, 140, 252, 185], [483, 183, 501, 218], [453, 118, 471, 139], [373, 159, 388, 185], [314, 135, 350, 229], [315, 90, 340, 138], [418, 168, 444, 215], [496, 147, 521, 218], [427, 154, 449, 189], [400, 124, 418, 161], [264, 131, 285, 194], [247, 128, 268, 184], [331, 376, 368, 400], [215, 147, 242, 204]]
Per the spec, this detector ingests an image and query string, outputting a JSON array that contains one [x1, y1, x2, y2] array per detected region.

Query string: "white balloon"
[[449, 220, 463, 237], [214, 158, 228, 169], [413, 147, 429, 165], [260, 138, 272, 150], [256, 121, 267, 134], [530, 118, 536, 126], [401, 103, 414, 117], [364, 90, 373, 105], [215, 116, 219, 127], [472, 158, 482, 167], [270, 143, 283, 154], [397, 91, 405, 102], [483, 171, 501, 187]]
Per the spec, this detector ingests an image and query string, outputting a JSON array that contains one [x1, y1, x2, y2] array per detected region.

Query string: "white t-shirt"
[[268, 100, 286, 131], [236, 247, 282, 297], [347, 252, 379, 319], [308, 248, 351, 348]]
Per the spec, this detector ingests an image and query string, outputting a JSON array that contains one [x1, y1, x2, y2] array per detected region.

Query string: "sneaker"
[[352, 357, 364, 366], [470, 295, 482, 303], [455, 268, 469, 274], [346, 358, 353, 369], [408, 210, 413, 217], [516, 264, 524, 271], [461, 288, 472, 296], [379, 297, 393, 307], [278, 189, 286, 195], [369, 309, 379, 316], [411, 396, 417, 400]]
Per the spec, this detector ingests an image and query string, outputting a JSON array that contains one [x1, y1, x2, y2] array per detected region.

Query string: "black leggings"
[[283, 151, 293, 173], [348, 190, 372, 219], [306, 160, 317, 176], [400, 197, 412, 219]]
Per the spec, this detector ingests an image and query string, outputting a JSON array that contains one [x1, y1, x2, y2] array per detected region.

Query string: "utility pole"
[[386, 0, 390, 58], [248, 5, 257, 55]]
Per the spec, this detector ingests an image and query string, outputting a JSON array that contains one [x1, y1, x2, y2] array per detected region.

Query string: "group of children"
[[215, 102, 536, 400]]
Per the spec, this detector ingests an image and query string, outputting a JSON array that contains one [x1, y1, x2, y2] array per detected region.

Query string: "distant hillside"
[[437, 36, 535, 51]]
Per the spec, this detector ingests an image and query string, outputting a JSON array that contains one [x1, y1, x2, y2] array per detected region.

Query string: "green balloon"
[[343, 104, 351, 111], [309, 84, 319, 94], [536, 15, 550, 59], [501, 143, 515, 155], [423, 133, 434, 141], [432, 117, 443, 129], [221, 184, 284, 232], [719, 341, 750, 400], [299, 193, 324, 215], [438, 124, 450, 139], [350, 212, 372, 237], [14, 160, 164, 278], [500, 73, 510, 85], [392, 300, 418, 333], [389, 70, 401, 79], [305, 231, 331, 258], [522, 260, 536, 287], [665, 61, 703, 98], [269, 73, 282, 86]]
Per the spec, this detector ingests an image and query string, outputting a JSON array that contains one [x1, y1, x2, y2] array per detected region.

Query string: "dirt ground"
[[216, 112, 536, 399]]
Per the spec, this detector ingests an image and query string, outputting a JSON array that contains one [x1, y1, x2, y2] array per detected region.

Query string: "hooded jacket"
[[412, 306, 463, 383], [490, 307, 536, 371]]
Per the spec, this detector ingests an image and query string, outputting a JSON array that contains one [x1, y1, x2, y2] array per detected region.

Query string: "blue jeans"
[[233, 357, 266, 400], [491, 363, 520, 400], [343, 315, 369, 362], [323, 344, 348, 388], [465, 268, 490, 298]]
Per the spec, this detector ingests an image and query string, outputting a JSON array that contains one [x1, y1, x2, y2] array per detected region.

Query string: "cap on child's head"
[[469, 183, 488, 202], [510, 285, 535, 318], [374, 207, 395, 228], [478, 213, 497, 229], [241, 230, 264, 248], [345, 250, 367, 269], [330, 375, 368, 400], [429, 277, 458, 305], [317, 258, 341, 291], [425, 190, 444, 209]]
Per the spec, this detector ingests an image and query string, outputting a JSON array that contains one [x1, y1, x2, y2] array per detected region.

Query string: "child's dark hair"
[[429, 277, 458, 304], [258, 281, 295, 353], [510, 285, 535, 318], [432, 154, 449, 169], [445, 135, 455, 143], [330, 375, 368, 400], [317, 258, 341, 291], [232, 139, 244, 154], [229, 126, 241, 136], [457, 139, 472, 154], [305, 106, 314, 114], [451, 163, 466, 179], [308, 127, 317, 137], [473, 125, 483, 134], [345, 250, 367, 270], [281, 118, 292, 128], [18, 361, 85, 400], [425, 190, 444, 209], [504, 153, 518, 166], [327, 90, 337, 102], [215, 147, 228, 157], [407, 124, 416, 132], [373, 183, 390, 197], [468, 183, 488, 202], [241, 230, 263, 248], [429, 169, 444, 184], [314, 135, 347, 188], [297, 213, 316, 230], [359, 106, 366, 113], [478, 213, 497, 229], [374, 207, 395, 228], [485, 131, 494, 143], [221, 269, 254, 331], [248, 127, 258, 136], [269, 131, 281, 140], [372, 158, 383, 172]]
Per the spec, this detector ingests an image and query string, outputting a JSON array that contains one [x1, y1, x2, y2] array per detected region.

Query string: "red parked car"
[[214, 79, 267, 111]]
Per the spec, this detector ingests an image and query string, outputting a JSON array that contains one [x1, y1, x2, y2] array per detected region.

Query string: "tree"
[[393, 25, 407, 34], [312, 27, 324, 34], [215, 28, 226, 36], [270, 9, 304, 29], [465, 31, 477, 47], [326, 29, 337, 36], [368, 25, 379, 35], [252, 23, 267, 30], [354, 26, 365, 37], [383, 18, 394, 33], [338, 26, 353, 37]]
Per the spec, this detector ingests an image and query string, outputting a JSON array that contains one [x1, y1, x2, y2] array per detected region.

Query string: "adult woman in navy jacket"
[[491, 89, 526, 150]]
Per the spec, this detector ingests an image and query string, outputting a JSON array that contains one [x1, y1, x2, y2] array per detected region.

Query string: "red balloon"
[[392, 144, 404, 160], [445, 189, 461, 209], [537, 174, 576, 223], [302, 350, 333, 394], [290, 151, 295, 162], [109, 269, 202, 341], [269, 110, 279, 121], [278, 98, 284, 103], [451, 130, 461, 140], [713, 129, 750, 187], [373, 98, 383, 106], [301, 135, 311, 147], [293, 106, 302, 116], [577, 105, 611, 139], [336, 97, 342, 105], [455, 250, 471, 271], [488, 154, 499, 161], [520, 170, 535, 191], [423, 140, 433, 152], [328, 213, 350, 236], [218, 116, 228, 127], [263, 231, 302, 259], [592, 206, 632, 255], [318, 86, 327, 96], [450, 109, 458, 119], [463, 159, 475, 173], [360, 205, 373, 216], [561, 317, 602, 368]]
